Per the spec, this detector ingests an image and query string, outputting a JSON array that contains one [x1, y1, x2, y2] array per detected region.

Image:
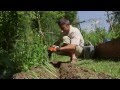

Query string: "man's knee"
[[63, 36, 70, 44], [75, 46, 83, 57]]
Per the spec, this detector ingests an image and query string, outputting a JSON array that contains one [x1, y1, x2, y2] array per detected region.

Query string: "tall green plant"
[[81, 27, 107, 45], [0, 11, 78, 75]]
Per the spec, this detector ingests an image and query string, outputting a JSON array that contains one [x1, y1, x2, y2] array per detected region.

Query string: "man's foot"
[[70, 58, 78, 64]]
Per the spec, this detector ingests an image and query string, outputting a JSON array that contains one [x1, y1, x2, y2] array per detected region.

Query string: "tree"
[[64, 11, 77, 24], [0, 11, 18, 52], [110, 11, 120, 38], [112, 11, 120, 24]]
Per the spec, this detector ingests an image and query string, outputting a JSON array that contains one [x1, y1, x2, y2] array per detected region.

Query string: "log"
[[95, 38, 120, 59]]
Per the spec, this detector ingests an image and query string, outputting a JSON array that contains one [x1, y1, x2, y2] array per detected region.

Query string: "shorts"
[[55, 36, 83, 57]]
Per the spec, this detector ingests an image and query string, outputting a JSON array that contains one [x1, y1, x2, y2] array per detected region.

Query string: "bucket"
[[83, 45, 95, 59]]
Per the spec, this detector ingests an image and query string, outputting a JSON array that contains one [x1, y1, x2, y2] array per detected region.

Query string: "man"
[[48, 18, 84, 63]]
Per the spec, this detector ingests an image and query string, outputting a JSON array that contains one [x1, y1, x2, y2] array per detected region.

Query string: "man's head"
[[57, 18, 70, 34]]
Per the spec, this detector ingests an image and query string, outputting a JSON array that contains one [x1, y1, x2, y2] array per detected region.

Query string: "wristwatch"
[[56, 46, 60, 51]]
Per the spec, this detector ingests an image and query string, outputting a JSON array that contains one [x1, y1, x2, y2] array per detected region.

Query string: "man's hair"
[[57, 18, 70, 26]]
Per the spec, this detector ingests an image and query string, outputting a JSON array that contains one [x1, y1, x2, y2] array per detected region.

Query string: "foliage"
[[108, 11, 120, 38], [64, 11, 77, 24], [0, 11, 77, 77], [112, 11, 120, 24], [81, 27, 108, 46], [0, 11, 120, 78], [110, 24, 120, 39]]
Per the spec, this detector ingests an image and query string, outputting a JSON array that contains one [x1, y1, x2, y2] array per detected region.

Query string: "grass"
[[11, 54, 120, 79], [76, 59, 120, 78], [51, 53, 70, 62], [51, 55, 120, 79]]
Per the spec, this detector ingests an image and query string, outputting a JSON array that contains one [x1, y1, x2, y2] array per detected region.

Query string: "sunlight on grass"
[[77, 59, 120, 78]]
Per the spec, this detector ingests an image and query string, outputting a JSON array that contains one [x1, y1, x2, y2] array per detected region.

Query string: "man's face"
[[59, 24, 70, 35]]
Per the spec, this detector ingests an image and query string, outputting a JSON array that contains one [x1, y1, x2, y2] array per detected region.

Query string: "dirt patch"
[[50, 61, 70, 68], [13, 61, 114, 79], [58, 62, 113, 79]]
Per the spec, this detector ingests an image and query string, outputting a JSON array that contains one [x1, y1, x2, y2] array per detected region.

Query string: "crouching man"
[[48, 18, 84, 63]]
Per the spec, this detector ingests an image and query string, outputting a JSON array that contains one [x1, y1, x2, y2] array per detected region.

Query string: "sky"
[[77, 11, 110, 32]]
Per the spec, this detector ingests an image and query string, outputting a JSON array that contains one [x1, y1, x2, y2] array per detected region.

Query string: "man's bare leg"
[[69, 52, 78, 64], [56, 49, 78, 63], [56, 36, 78, 63]]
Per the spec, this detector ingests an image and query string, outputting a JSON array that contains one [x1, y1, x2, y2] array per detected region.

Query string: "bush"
[[81, 28, 108, 46]]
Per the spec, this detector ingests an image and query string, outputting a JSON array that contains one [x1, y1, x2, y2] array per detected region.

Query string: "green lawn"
[[77, 59, 120, 78], [52, 55, 120, 78]]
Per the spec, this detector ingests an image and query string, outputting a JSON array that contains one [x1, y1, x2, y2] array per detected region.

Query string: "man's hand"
[[48, 46, 60, 52], [48, 47, 57, 52], [51, 45, 57, 48]]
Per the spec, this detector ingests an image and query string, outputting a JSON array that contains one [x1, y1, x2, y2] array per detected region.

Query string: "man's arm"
[[59, 31, 80, 52], [59, 44, 76, 52]]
